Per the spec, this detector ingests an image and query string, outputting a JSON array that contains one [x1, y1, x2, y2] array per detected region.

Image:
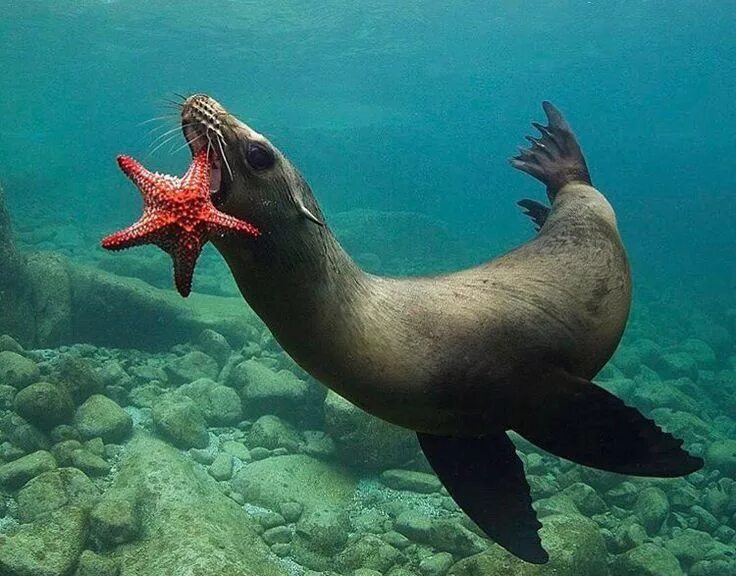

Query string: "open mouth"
[[181, 95, 231, 208], [183, 124, 226, 207]]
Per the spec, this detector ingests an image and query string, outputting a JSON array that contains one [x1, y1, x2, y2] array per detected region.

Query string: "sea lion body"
[[179, 95, 699, 563]]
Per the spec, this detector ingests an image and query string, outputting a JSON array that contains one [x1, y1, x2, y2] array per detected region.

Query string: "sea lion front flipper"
[[417, 431, 548, 564], [517, 199, 550, 231], [510, 101, 592, 198], [515, 369, 704, 477]]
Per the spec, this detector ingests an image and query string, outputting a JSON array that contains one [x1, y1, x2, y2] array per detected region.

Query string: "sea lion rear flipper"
[[417, 431, 548, 564], [510, 101, 592, 198], [517, 199, 550, 231], [515, 369, 704, 477]]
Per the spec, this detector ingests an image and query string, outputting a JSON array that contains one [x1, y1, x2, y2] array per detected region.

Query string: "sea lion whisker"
[[149, 124, 193, 148], [170, 133, 205, 155], [214, 132, 233, 182], [149, 130, 189, 156]]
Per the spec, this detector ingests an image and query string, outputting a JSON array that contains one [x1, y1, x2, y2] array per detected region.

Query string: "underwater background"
[[0, 1, 734, 575]]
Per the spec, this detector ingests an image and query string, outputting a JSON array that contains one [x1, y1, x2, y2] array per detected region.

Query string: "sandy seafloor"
[[0, 205, 734, 576]]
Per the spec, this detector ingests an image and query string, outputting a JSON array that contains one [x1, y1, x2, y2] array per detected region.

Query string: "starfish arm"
[[181, 149, 212, 190], [169, 237, 204, 297], [205, 209, 260, 237], [117, 155, 177, 200], [100, 215, 167, 251]]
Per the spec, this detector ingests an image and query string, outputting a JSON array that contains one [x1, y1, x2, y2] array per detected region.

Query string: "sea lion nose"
[[181, 94, 227, 127]]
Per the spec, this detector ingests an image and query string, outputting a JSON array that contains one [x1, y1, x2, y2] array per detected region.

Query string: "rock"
[[606, 481, 639, 507], [248, 414, 302, 451], [197, 329, 232, 365], [208, 453, 234, 481], [324, 390, 417, 471], [448, 514, 608, 576], [232, 454, 356, 516], [74, 550, 120, 576], [0, 449, 57, 488], [178, 378, 242, 426], [16, 467, 99, 522], [336, 534, 404, 574], [611, 542, 684, 576], [55, 356, 105, 404], [0, 350, 39, 389], [259, 512, 287, 529], [657, 352, 698, 380], [152, 394, 209, 449], [13, 381, 74, 430], [71, 448, 111, 476], [163, 351, 219, 386], [51, 424, 82, 443], [0, 506, 87, 576], [51, 439, 84, 466], [89, 497, 141, 548], [560, 482, 607, 516], [280, 501, 304, 522], [665, 528, 718, 567], [395, 510, 433, 543], [0, 334, 24, 354], [429, 519, 488, 557], [292, 505, 350, 563], [677, 339, 717, 369], [102, 433, 286, 576], [690, 505, 719, 533], [706, 439, 736, 476], [263, 526, 292, 545], [128, 382, 167, 408], [0, 383, 16, 409], [380, 469, 442, 493], [634, 487, 670, 535], [73, 394, 132, 443], [222, 440, 251, 461], [419, 552, 454, 576], [233, 359, 313, 420], [690, 559, 736, 576]]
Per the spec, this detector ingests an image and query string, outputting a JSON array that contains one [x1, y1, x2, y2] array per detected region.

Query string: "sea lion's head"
[[180, 94, 324, 234]]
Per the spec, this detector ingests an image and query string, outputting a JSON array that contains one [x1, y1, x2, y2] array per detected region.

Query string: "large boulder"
[[103, 433, 287, 576], [448, 514, 609, 576], [324, 390, 418, 471]]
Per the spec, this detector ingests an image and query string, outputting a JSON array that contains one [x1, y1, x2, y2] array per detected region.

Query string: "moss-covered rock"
[[634, 487, 670, 535], [89, 497, 141, 548], [0, 449, 57, 489], [54, 356, 105, 405], [706, 439, 736, 476], [104, 434, 287, 576], [232, 454, 357, 516], [16, 467, 99, 522], [324, 390, 418, 471], [248, 414, 302, 451], [13, 381, 74, 430], [73, 394, 132, 443], [380, 469, 442, 494], [611, 542, 683, 576], [71, 448, 112, 477], [178, 378, 242, 426], [152, 393, 209, 449], [0, 506, 87, 576], [0, 351, 39, 389], [291, 505, 351, 570], [75, 550, 120, 576], [163, 351, 219, 386], [447, 514, 608, 576]]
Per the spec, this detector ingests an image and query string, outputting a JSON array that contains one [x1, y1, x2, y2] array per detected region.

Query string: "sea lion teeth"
[[178, 95, 703, 564]]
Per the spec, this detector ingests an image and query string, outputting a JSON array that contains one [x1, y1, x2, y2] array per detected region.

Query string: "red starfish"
[[101, 149, 259, 297]]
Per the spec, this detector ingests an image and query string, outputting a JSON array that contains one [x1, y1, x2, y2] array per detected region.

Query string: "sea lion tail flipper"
[[515, 369, 704, 477], [417, 431, 549, 564], [510, 102, 592, 198], [517, 199, 550, 231]]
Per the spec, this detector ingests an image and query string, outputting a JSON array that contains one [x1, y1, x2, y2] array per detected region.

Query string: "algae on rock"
[[102, 433, 287, 576]]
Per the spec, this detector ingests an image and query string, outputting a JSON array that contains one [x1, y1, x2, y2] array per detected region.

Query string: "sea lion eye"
[[246, 142, 275, 171]]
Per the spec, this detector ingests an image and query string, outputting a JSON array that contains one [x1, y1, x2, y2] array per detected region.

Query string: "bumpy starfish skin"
[[101, 149, 259, 297]]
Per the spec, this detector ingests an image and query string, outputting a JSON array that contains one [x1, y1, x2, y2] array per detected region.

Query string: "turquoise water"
[[0, 2, 734, 575]]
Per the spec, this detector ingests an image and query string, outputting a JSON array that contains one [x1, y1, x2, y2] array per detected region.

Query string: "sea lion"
[[180, 95, 702, 563]]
